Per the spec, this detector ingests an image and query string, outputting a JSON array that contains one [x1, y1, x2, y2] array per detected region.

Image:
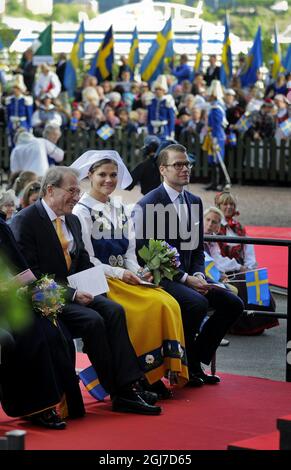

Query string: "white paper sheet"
[[67, 266, 109, 296]]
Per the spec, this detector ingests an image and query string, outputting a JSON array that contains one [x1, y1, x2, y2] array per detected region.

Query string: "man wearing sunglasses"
[[135, 144, 244, 387]]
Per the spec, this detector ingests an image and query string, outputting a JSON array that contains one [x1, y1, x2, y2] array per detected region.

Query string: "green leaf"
[[138, 245, 150, 262], [153, 270, 161, 285]]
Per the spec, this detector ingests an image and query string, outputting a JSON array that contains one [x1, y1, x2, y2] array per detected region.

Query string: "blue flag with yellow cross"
[[245, 268, 270, 307]]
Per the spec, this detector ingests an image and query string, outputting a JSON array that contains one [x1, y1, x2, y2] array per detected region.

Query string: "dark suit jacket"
[[134, 184, 205, 280], [204, 66, 221, 87], [0, 218, 28, 274], [10, 199, 93, 301]]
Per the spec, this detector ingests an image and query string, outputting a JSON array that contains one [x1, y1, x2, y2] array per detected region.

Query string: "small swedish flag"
[[279, 118, 291, 138], [79, 365, 108, 401], [236, 113, 252, 133], [245, 268, 270, 307], [97, 124, 114, 140], [204, 252, 221, 282]]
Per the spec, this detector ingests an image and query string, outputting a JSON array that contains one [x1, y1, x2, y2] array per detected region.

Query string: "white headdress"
[[152, 75, 168, 93], [70, 150, 133, 189]]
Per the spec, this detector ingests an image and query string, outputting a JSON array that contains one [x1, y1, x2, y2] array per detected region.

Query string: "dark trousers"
[[161, 280, 244, 369], [60, 295, 142, 395]]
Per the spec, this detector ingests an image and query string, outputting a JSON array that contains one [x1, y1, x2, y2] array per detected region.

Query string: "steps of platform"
[[277, 414, 291, 450], [228, 432, 279, 451]]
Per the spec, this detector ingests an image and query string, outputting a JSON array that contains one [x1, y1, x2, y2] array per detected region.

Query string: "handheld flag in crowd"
[[235, 113, 252, 133], [220, 15, 232, 87], [279, 118, 291, 138], [272, 25, 283, 79], [89, 26, 114, 82], [128, 27, 140, 79], [64, 21, 85, 97], [32, 24, 53, 65], [245, 268, 270, 307], [97, 124, 114, 140], [79, 365, 108, 401], [140, 17, 174, 83], [194, 27, 203, 75], [283, 44, 291, 73], [240, 26, 263, 88], [204, 252, 221, 282]]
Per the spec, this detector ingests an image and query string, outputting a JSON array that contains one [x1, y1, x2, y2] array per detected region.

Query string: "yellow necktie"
[[55, 217, 72, 270]]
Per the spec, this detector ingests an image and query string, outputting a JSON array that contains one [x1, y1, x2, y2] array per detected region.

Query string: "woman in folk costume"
[[72, 150, 188, 398], [203, 80, 228, 191], [214, 190, 278, 335]]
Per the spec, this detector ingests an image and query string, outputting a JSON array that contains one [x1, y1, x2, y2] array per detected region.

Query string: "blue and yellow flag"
[[240, 26, 263, 88], [79, 365, 108, 401], [272, 25, 283, 79], [220, 16, 232, 87], [283, 44, 291, 73], [140, 17, 174, 83], [245, 268, 270, 307], [97, 124, 114, 140], [89, 26, 114, 82], [194, 27, 203, 75], [235, 113, 252, 133], [64, 21, 85, 97], [279, 118, 291, 138], [128, 27, 140, 79], [204, 252, 221, 282]]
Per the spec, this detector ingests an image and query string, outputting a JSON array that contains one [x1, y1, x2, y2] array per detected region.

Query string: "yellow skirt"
[[107, 278, 189, 386]]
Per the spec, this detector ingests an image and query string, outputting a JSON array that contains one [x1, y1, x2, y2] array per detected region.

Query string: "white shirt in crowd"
[[10, 132, 64, 176]]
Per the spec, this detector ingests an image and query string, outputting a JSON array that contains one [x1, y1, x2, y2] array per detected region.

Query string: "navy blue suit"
[[135, 184, 244, 369], [10, 200, 142, 395]]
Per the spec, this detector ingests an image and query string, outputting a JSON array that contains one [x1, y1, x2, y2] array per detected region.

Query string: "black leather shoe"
[[138, 390, 159, 405], [190, 367, 220, 385], [186, 374, 204, 387], [25, 408, 66, 430], [146, 380, 173, 400], [112, 392, 162, 415]]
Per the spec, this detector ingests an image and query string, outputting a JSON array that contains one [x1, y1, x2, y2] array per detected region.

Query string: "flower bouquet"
[[138, 240, 181, 285], [30, 275, 66, 324]]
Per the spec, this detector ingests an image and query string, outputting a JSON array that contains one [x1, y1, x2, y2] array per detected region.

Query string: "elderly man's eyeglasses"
[[61, 187, 81, 197], [163, 162, 193, 170]]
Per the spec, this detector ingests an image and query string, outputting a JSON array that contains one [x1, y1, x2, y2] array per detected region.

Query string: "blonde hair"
[[204, 206, 224, 220], [214, 191, 237, 209]]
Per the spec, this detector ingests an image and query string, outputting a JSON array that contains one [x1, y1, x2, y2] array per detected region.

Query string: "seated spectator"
[[32, 95, 62, 136], [72, 151, 189, 395], [246, 99, 276, 142], [205, 203, 278, 335], [214, 191, 257, 270], [0, 190, 16, 221], [0, 218, 84, 428], [21, 181, 41, 208], [116, 107, 137, 135], [12, 170, 38, 207]]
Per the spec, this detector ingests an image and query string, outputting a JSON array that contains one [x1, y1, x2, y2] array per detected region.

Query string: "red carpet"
[[1, 353, 291, 450], [245, 226, 291, 288]]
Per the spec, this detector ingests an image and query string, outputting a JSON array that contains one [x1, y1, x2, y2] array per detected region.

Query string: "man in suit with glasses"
[[134, 144, 244, 386]]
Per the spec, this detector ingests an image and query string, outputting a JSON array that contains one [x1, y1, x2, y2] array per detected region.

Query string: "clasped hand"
[[186, 275, 209, 294]]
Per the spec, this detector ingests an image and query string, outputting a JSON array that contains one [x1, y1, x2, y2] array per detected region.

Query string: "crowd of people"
[[0, 50, 284, 431]]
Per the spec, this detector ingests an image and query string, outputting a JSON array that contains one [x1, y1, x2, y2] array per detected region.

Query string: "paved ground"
[[109, 182, 291, 227]]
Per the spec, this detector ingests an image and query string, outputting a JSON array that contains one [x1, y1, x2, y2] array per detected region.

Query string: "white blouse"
[[220, 219, 257, 270], [73, 192, 140, 279]]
